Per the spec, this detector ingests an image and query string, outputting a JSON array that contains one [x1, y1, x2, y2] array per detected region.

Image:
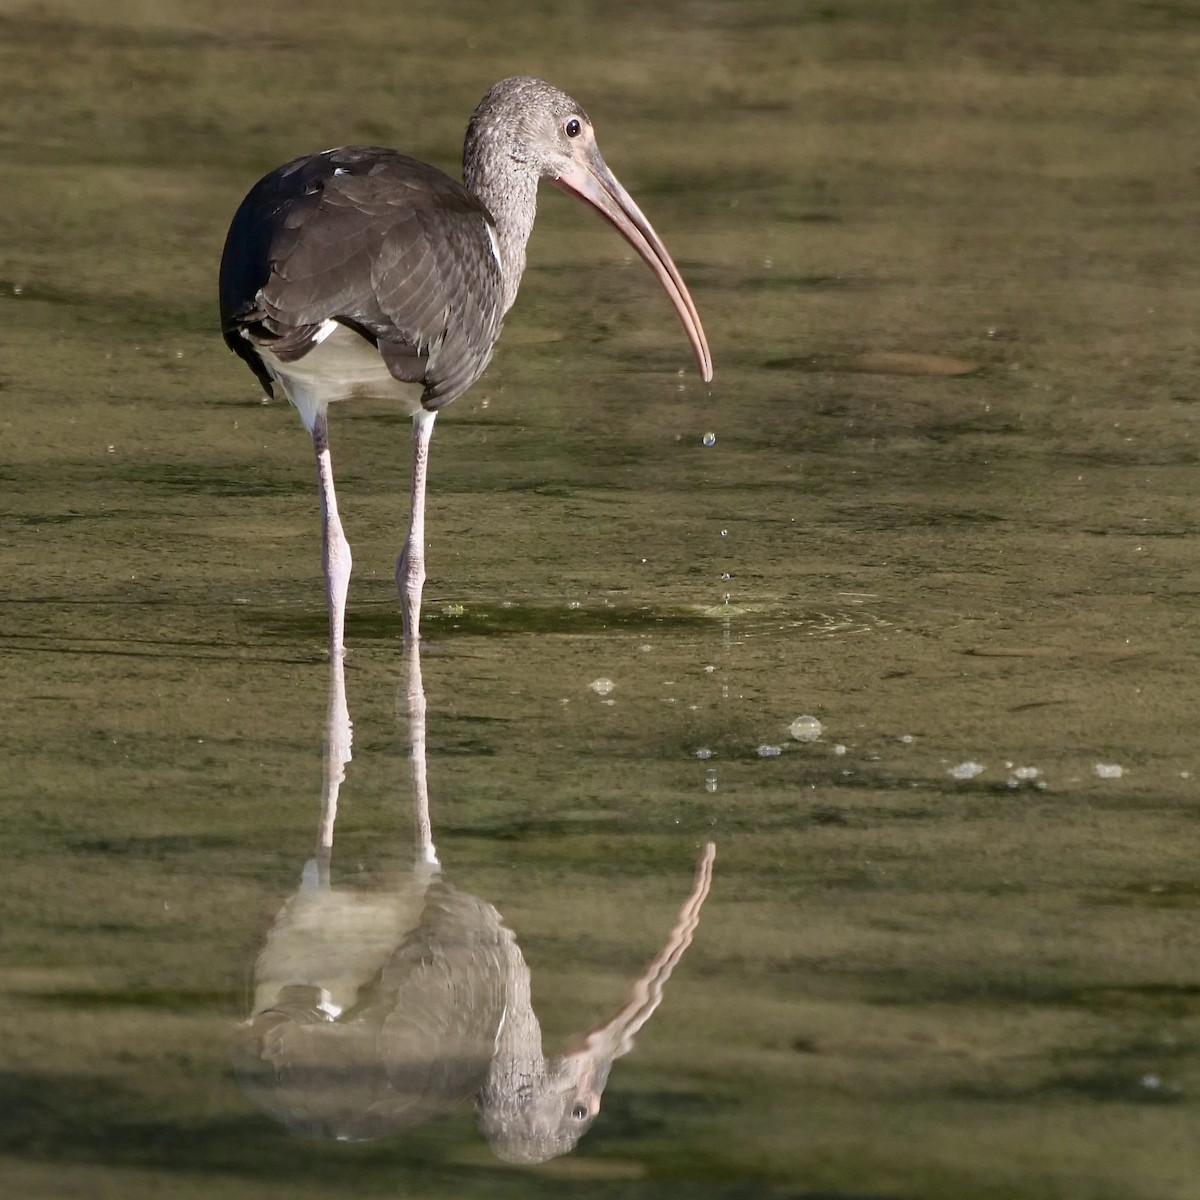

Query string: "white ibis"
[[219, 76, 713, 654]]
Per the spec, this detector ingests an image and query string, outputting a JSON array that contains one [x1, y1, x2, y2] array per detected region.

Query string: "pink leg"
[[312, 412, 352, 661], [402, 642, 438, 866], [396, 408, 437, 642], [315, 648, 353, 884]]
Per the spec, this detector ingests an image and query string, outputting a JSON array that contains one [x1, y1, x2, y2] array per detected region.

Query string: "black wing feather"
[[219, 147, 505, 408]]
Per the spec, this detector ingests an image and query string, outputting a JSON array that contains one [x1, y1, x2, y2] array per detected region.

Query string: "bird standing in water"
[[219, 77, 712, 654]]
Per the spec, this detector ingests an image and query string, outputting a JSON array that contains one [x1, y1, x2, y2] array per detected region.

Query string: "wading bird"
[[219, 77, 712, 654]]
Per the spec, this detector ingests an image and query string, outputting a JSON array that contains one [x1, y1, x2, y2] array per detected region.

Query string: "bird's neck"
[[485, 929, 548, 1078], [476, 926, 552, 1134], [464, 152, 539, 316]]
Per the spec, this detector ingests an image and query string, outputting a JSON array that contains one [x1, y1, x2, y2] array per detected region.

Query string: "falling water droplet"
[[702, 431, 716, 447]]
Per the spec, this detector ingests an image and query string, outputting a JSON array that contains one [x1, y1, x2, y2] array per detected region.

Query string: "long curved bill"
[[560, 842, 716, 1114], [552, 149, 713, 382]]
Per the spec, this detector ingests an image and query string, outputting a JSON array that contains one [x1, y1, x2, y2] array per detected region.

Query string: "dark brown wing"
[[219, 147, 505, 409]]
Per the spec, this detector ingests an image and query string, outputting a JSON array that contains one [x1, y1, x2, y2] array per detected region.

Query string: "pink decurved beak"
[[552, 149, 713, 383]]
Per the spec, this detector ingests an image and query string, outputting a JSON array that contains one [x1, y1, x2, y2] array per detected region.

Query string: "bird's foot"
[[396, 548, 426, 642]]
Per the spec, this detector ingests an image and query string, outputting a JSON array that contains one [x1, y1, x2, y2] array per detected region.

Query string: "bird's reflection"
[[236, 646, 715, 1163]]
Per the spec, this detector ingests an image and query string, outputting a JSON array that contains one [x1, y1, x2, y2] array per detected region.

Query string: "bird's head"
[[466, 76, 713, 382], [467, 76, 594, 178], [476, 1049, 608, 1165]]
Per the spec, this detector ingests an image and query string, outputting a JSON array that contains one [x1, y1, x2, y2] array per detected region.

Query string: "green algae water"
[[2, 2, 1200, 1197]]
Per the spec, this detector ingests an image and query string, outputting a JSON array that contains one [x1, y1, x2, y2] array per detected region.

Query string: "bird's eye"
[[565, 117, 582, 138], [571, 1103, 589, 1121]]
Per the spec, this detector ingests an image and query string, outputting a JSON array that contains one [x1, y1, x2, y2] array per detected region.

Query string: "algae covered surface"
[[2, 2, 1200, 1197]]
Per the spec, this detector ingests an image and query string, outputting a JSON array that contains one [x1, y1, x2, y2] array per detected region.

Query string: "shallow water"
[[3, 1, 1200, 1197]]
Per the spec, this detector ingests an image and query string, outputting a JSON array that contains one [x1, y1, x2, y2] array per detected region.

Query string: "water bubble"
[[949, 761, 985, 781], [720, 529, 729, 538], [695, 748, 713, 760], [1012, 766, 1040, 781], [720, 573, 731, 582], [568, 601, 582, 610], [704, 665, 715, 674], [899, 734, 914, 745], [589, 678, 615, 696], [756, 744, 782, 758], [832, 744, 847, 756], [702, 431, 716, 447], [1094, 762, 1124, 779], [789, 715, 823, 743]]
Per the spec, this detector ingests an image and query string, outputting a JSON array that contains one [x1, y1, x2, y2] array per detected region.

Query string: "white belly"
[[255, 322, 426, 432]]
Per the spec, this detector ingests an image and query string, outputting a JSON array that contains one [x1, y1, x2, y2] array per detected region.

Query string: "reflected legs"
[[402, 641, 438, 866], [312, 411, 352, 662]]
